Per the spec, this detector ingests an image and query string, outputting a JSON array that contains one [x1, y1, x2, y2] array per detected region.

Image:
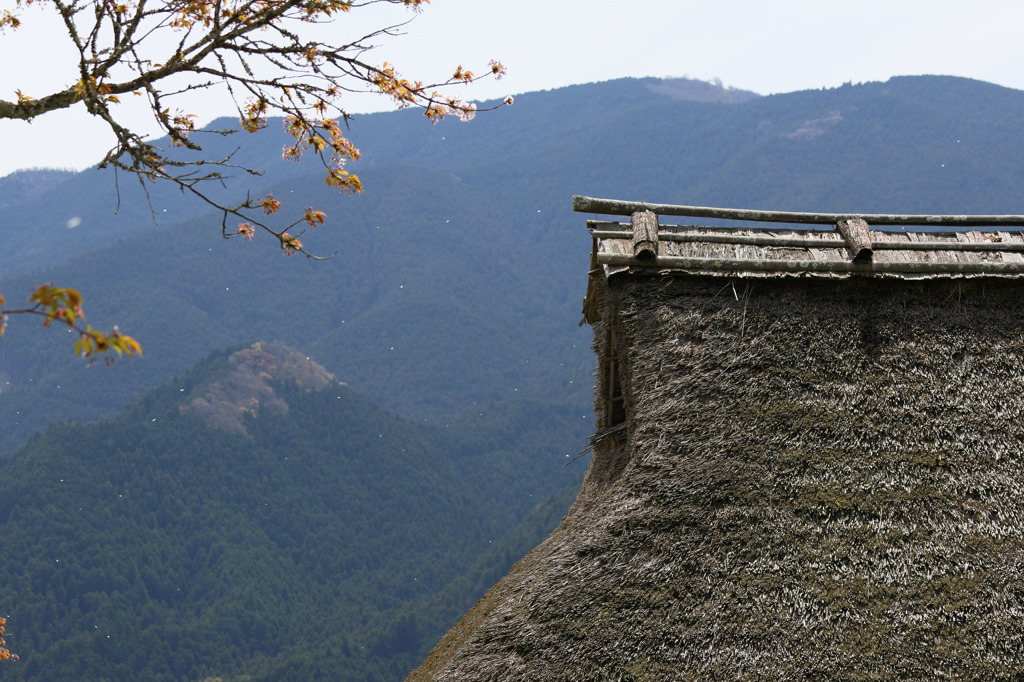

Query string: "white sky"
[[1, 0, 1023, 176]]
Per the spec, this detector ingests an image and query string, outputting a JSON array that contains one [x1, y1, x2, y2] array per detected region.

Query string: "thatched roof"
[[408, 200, 1024, 680]]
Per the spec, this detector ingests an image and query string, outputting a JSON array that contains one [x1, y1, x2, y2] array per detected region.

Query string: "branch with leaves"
[[0, 285, 142, 363], [0, 0, 510, 356], [1, 0, 509, 254], [0, 617, 16, 663]]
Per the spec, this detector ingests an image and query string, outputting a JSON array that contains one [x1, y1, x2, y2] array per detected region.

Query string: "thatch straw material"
[[410, 272, 1024, 680]]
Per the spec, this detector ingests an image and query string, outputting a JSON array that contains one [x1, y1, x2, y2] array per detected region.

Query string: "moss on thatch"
[[410, 275, 1024, 680]]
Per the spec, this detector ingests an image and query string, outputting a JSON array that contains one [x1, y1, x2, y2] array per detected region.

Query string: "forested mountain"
[[0, 169, 77, 211], [4, 75, 1024, 457], [2, 74, 1024, 680], [0, 343, 587, 680]]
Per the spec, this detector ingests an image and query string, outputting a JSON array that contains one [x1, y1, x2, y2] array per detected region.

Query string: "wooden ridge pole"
[[587, 228, 1024, 252], [574, 195, 1024, 228], [596, 252, 1024, 274]]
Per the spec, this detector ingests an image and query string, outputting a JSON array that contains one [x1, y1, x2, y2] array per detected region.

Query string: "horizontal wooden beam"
[[575, 195, 1024, 227], [588, 230, 1024, 252], [596, 252, 1024, 274], [592, 230, 846, 248]]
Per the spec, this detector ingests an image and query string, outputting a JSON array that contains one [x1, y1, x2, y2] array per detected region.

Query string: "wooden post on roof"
[[632, 210, 659, 261], [836, 218, 873, 261]]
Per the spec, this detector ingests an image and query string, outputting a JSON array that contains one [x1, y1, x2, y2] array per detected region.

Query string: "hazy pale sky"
[[1, 0, 1022, 176]]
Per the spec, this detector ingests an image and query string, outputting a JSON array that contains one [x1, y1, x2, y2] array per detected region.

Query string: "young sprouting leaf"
[[303, 207, 326, 226], [280, 233, 303, 254]]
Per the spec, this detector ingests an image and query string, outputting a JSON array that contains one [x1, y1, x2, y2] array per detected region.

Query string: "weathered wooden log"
[[591, 230, 846, 249], [574, 195, 1024, 227], [595, 252, 1024, 274], [836, 218, 873, 261], [631, 210, 659, 261], [871, 240, 1024, 251], [587, 228, 1024, 252]]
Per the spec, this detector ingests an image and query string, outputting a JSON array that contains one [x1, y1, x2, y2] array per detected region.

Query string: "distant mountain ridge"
[[4, 74, 1024, 457], [644, 76, 759, 103], [0, 168, 76, 210]]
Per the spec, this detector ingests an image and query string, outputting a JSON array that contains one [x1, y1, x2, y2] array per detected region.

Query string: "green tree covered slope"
[[0, 344, 587, 680]]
